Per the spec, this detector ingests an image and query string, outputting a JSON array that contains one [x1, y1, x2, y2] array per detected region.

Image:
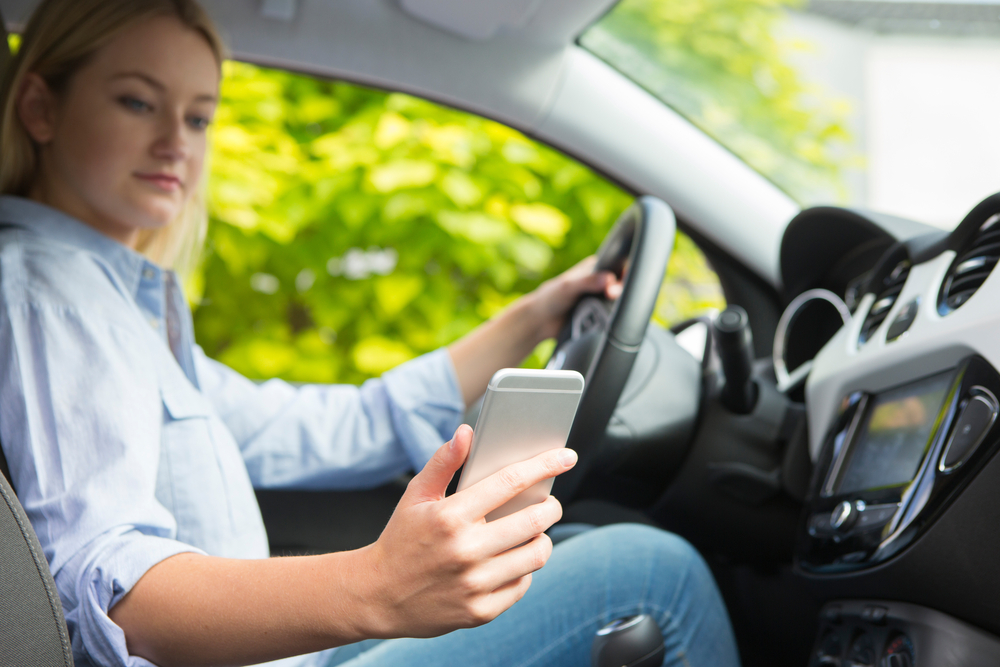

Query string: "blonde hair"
[[0, 0, 226, 273]]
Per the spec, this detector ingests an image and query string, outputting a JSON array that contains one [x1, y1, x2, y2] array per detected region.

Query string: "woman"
[[0, 1, 740, 666]]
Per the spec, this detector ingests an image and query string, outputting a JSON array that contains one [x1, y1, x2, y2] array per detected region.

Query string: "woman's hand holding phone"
[[356, 424, 577, 639]]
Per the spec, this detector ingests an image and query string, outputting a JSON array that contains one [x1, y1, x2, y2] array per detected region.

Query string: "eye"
[[186, 115, 212, 131], [119, 96, 152, 113]]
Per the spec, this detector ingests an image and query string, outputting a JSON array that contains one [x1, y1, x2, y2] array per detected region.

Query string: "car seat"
[[0, 450, 75, 666], [0, 9, 75, 664]]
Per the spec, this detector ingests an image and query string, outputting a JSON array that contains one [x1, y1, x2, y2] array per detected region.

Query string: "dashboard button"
[[868, 605, 888, 624], [830, 500, 857, 530], [855, 503, 899, 530], [859, 604, 888, 624], [886, 298, 919, 342], [941, 390, 998, 471]]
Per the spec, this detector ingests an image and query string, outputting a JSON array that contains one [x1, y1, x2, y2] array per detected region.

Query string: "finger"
[[494, 571, 533, 601], [584, 269, 614, 288], [479, 533, 553, 591], [477, 495, 563, 555], [403, 424, 473, 505], [490, 572, 534, 618], [465, 573, 534, 628], [569, 255, 598, 276], [606, 278, 623, 300], [457, 448, 577, 519], [554, 270, 615, 313]]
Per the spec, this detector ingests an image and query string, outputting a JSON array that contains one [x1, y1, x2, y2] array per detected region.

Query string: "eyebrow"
[[110, 71, 218, 103]]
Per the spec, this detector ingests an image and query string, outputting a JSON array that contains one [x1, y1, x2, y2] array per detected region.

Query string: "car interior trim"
[[938, 385, 998, 473], [773, 288, 851, 393], [820, 394, 868, 498]]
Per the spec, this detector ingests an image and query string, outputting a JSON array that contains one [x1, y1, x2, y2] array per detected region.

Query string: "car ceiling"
[[2, 0, 799, 287]]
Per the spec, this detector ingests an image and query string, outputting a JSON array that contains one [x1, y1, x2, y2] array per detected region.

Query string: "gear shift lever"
[[592, 615, 666, 667], [713, 305, 758, 414]]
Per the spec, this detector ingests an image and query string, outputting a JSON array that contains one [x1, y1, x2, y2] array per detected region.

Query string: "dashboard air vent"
[[858, 259, 910, 345], [938, 214, 1000, 316]]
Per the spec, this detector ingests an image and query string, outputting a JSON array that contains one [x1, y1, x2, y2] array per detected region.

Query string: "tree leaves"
[[195, 63, 725, 384], [581, 0, 858, 204]]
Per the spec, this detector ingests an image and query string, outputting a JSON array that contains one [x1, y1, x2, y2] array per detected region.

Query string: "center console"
[[809, 600, 1000, 667], [798, 355, 1000, 663], [797, 355, 1000, 572]]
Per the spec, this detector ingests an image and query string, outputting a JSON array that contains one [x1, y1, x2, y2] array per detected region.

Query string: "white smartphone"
[[455, 368, 585, 521]]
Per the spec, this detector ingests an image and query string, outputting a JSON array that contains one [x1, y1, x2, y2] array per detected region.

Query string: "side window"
[[194, 62, 725, 383]]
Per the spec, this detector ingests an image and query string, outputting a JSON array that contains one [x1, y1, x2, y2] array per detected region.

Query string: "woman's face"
[[18, 16, 220, 247]]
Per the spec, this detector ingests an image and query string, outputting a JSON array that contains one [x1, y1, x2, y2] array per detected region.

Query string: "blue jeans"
[[324, 524, 740, 667]]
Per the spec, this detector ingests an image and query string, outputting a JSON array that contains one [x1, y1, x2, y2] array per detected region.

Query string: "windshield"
[[581, 0, 1000, 230]]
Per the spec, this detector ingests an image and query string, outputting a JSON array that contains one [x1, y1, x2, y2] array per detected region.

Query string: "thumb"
[[403, 424, 473, 505]]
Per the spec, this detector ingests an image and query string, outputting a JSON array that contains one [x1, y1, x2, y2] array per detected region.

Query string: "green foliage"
[[654, 233, 726, 327], [194, 62, 724, 383], [581, 0, 857, 203]]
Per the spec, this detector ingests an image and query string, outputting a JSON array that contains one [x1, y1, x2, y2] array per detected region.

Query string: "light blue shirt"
[[0, 196, 465, 667]]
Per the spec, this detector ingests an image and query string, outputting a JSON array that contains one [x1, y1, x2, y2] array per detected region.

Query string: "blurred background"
[[583, 0, 1000, 224], [194, 62, 726, 384], [25, 0, 982, 385]]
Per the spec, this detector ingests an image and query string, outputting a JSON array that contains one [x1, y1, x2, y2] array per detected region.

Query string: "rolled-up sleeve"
[[194, 347, 466, 489], [61, 530, 202, 667], [0, 301, 203, 667]]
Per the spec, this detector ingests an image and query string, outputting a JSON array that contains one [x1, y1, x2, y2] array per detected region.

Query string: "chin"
[[126, 199, 183, 231]]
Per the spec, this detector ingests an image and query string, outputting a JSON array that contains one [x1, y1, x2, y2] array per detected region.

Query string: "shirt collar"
[[0, 195, 162, 297]]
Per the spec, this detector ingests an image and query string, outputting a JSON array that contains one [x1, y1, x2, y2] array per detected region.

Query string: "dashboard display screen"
[[837, 370, 954, 494]]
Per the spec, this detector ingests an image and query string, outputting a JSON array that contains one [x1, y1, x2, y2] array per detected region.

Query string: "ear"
[[16, 73, 58, 145]]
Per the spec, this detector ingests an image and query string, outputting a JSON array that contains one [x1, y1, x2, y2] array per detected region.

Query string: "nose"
[[150, 110, 190, 163]]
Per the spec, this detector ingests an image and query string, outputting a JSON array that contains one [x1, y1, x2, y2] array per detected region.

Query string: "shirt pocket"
[[158, 374, 229, 548]]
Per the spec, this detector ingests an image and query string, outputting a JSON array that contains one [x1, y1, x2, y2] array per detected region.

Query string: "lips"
[[134, 172, 183, 192]]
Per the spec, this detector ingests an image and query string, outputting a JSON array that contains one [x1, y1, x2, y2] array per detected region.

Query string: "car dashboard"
[[776, 193, 1000, 666]]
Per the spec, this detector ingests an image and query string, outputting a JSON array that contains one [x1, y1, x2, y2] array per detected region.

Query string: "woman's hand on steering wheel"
[[448, 256, 624, 407], [526, 256, 624, 342], [448, 196, 672, 428]]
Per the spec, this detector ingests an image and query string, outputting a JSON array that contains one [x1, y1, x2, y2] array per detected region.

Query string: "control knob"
[[830, 500, 859, 531]]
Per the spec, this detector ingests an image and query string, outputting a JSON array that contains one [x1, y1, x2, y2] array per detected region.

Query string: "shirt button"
[[143, 268, 156, 280], [149, 318, 160, 329]]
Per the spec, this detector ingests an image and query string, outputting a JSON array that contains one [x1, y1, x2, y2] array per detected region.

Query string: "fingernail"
[[558, 449, 578, 467], [451, 425, 469, 449]]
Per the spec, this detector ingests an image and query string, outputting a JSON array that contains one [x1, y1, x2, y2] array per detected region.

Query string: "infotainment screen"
[[837, 370, 954, 494]]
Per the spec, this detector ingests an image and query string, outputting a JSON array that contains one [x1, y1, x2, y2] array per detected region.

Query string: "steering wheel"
[[548, 196, 676, 501]]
